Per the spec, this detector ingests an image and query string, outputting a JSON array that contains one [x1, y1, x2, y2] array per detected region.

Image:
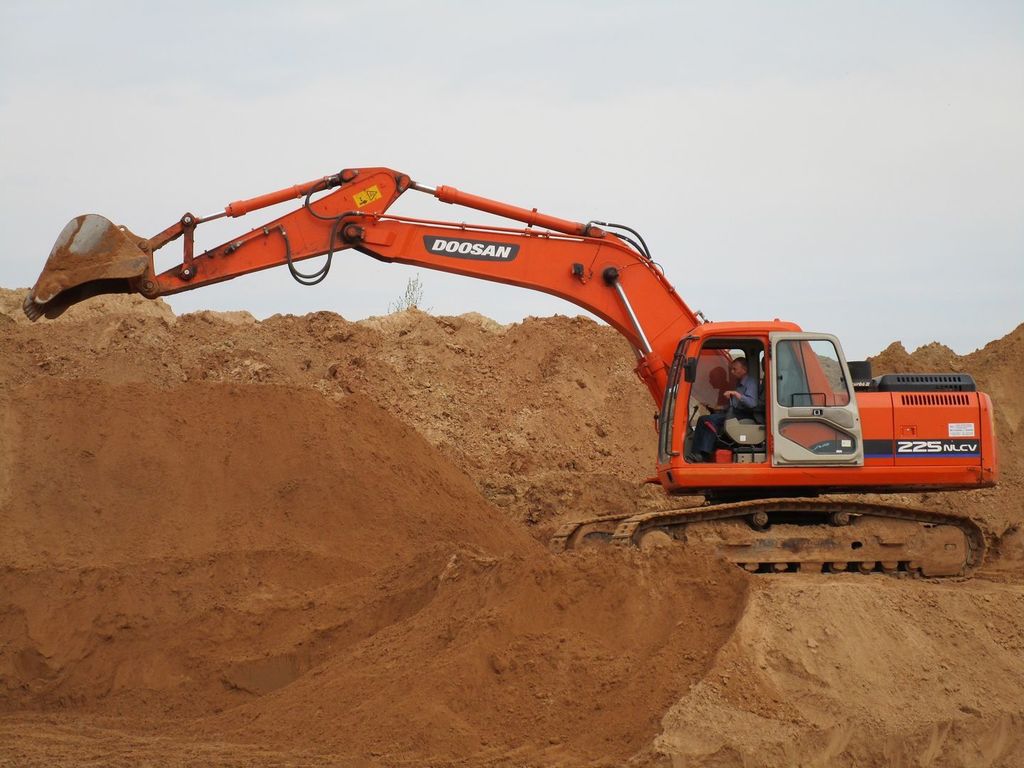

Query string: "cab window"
[[775, 339, 850, 407]]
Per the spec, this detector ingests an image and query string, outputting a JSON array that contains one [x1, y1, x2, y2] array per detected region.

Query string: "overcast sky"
[[1, 1, 1021, 358]]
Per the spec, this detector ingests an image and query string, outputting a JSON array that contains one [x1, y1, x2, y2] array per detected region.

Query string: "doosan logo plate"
[[423, 236, 519, 261]]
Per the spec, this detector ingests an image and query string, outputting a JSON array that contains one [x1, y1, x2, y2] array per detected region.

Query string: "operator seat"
[[723, 417, 766, 445]]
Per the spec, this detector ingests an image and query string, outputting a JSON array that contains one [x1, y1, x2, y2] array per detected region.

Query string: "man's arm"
[[724, 377, 759, 409], [738, 376, 759, 408]]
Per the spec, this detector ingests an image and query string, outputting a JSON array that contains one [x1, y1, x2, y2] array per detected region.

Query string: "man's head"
[[729, 357, 749, 379]]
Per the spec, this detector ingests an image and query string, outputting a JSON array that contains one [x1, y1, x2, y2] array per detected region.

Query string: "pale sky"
[[1, 1, 1021, 359]]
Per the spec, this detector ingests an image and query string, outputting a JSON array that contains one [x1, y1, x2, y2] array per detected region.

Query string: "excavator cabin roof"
[[688, 320, 803, 339]]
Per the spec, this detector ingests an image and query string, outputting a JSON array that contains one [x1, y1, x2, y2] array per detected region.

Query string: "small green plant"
[[389, 274, 426, 313]]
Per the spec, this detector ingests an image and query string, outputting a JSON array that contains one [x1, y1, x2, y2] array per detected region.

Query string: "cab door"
[[769, 332, 863, 466]]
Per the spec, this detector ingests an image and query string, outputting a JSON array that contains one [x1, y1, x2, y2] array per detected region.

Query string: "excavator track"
[[550, 499, 985, 578]]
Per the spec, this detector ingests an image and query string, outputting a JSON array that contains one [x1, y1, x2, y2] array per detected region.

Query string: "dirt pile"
[[206, 548, 746, 764], [658, 579, 1024, 766], [1, 288, 175, 327], [2, 287, 1023, 766], [0, 370, 748, 766], [0, 379, 530, 711], [1, 289, 673, 535]]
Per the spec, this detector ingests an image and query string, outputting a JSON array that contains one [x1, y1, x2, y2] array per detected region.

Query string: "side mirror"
[[847, 360, 873, 390], [683, 357, 698, 383]]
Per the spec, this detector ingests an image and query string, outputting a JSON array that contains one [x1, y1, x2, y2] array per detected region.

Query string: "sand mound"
[[0, 290, 673, 532], [0, 375, 748, 765], [0, 379, 530, 714], [2, 287, 1024, 766], [1, 286, 175, 326], [1, 378, 525, 570], [205, 548, 747, 764], [658, 578, 1024, 767]]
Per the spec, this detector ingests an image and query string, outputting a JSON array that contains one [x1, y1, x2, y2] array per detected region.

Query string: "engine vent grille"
[[871, 373, 977, 393], [894, 375, 965, 385], [900, 393, 972, 406]]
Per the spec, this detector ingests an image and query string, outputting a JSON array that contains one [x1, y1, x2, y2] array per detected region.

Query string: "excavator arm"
[[26, 167, 702, 405]]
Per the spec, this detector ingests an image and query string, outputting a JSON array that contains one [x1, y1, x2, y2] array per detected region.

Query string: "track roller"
[[551, 498, 985, 579]]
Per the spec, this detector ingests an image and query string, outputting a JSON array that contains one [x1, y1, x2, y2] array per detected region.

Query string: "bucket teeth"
[[22, 292, 43, 322]]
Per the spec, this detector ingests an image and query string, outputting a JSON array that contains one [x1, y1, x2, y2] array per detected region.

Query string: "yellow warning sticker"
[[353, 185, 383, 208]]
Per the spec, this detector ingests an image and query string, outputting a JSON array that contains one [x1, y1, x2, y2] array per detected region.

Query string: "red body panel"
[[658, 389, 996, 495]]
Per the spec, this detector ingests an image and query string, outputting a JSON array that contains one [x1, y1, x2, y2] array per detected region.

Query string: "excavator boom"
[[26, 167, 699, 406]]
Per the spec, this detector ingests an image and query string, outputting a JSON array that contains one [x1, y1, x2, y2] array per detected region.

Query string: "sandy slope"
[[658, 578, 1024, 766], [1, 288, 1022, 766]]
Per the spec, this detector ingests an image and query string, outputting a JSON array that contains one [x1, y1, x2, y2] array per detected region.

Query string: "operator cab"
[[657, 324, 864, 472], [684, 338, 767, 463]]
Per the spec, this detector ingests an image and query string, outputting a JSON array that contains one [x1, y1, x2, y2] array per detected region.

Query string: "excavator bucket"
[[24, 214, 150, 321]]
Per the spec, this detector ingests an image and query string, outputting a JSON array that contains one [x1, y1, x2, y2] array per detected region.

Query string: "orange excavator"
[[25, 167, 998, 577]]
